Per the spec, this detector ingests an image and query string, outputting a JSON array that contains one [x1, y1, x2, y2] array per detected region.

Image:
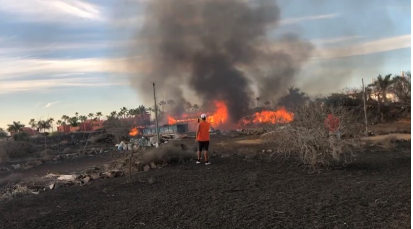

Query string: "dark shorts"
[[198, 141, 209, 151]]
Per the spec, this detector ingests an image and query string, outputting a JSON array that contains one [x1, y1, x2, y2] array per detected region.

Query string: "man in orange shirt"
[[196, 114, 211, 165]]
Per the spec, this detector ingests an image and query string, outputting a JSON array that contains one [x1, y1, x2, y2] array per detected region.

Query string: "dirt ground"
[[0, 154, 115, 187], [0, 134, 410, 229], [368, 118, 411, 134]]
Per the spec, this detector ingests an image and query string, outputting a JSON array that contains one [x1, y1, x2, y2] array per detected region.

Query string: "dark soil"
[[0, 153, 116, 186], [0, 140, 410, 229]]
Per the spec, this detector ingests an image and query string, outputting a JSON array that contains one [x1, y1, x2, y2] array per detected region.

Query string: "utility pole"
[[362, 78, 368, 136], [152, 82, 160, 147]]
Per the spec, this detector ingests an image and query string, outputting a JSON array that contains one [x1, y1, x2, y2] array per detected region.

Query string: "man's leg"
[[204, 150, 209, 162], [204, 141, 211, 165], [196, 141, 202, 164]]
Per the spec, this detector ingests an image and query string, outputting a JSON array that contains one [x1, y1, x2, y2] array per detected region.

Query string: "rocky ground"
[[0, 134, 410, 229]]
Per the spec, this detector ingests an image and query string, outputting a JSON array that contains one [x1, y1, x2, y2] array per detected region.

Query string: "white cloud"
[[44, 101, 60, 108], [0, 0, 103, 23], [313, 34, 411, 59], [279, 13, 339, 25], [0, 40, 132, 56], [311, 36, 365, 45], [0, 57, 135, 79], [0, 76, 128, 94]]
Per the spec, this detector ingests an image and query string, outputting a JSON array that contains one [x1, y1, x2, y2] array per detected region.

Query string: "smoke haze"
[[127, 0, 313, 122]]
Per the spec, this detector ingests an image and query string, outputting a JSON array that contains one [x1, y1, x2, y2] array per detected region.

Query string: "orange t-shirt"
[[197, 121, 210, 141]]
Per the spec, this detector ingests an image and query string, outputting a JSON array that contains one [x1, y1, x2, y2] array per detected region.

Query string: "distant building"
[[21, 127, 39, 136], [56, 114, 150, 134]]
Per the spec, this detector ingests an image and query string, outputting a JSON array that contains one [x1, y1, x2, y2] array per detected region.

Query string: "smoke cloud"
[[127, 0, 313, 122]]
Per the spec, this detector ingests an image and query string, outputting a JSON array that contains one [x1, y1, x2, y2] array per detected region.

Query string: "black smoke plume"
[[127, 0, 313, 122]]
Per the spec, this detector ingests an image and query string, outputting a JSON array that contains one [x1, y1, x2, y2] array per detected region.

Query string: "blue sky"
[[0, 0, 411, 130]]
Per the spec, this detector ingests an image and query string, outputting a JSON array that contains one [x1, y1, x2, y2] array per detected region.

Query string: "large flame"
[[207, 101, 228, 126], [240, 107, 294, 125], [167, 100, 228, 128], [167, 101, 292, 128]]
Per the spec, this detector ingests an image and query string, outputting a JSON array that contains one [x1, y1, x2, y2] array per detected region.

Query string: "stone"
[[82, 176, 91, 184], [49, 183, 55, 190], [112, 170, 123, 177], [11, 164, 21, 170], [149, 162, 157, 169], [267, 149, 273, 153], [90, 173, 101, 180], [144, 165, 151, 172], [103, 172, 114, 178], [57, 175, 76, 181], [262, 150, 266, 153]]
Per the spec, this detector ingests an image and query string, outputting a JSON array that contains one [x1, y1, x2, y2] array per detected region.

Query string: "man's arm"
[[195, 123, 200, 140]]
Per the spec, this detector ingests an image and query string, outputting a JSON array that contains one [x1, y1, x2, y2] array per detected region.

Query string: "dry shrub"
[[265, 101, 363, 168], [0, 141, 37, 159], [139, 144, 195, 164], [62, 148, 74, 154], [105, 128, 131, 143], [376, 136, 397, 150], [0, 148, 10, 163], [40, 149, 57, 160]]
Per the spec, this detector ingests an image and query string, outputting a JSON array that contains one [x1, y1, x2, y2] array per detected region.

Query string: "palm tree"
[[109, 111, 117, 118], [184, 102, 192, 112], [0, 128, 7, 138], [47, 118, 54, 132], [61, 115, 70, 124], [390, 73, 411, 103], [37, 120, 51, 133], [95, 112, 103, 120], [370, 74, 394, 103], [119, 107, 128, 119], [88, 113, 94, 120], [192, 104, 199, 111], [127, 109, 134, 118], [29, 119, 38, 131], [7, 121, 25, 135], [68, 117, 80, 127], [79, 115, 88, 130], [56, 120, 62, 127], [159, 101, 166, 112], [137, 105, 148, 121]]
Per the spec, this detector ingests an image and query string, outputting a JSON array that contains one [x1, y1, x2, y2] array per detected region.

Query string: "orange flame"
[[167, 100, 228, 128], [129, 127, 140, 136], [168, 116, 177, 125], [207, 101, 228, 127], [241, 107, 294, 125]]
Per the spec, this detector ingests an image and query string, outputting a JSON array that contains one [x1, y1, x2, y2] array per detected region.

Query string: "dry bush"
[[62, 148, 74, 154], [105, 128, 131, 143], [0, 148, 10, 163], [0, 141, 37, 159], [138, 144, 195, 165], [265, 101, 364, 168], [40, 149, 57, 160]]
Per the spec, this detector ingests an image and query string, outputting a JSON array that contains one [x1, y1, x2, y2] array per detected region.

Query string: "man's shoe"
[[205, 161, 211, 165], [196, 160, 201, 164]]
